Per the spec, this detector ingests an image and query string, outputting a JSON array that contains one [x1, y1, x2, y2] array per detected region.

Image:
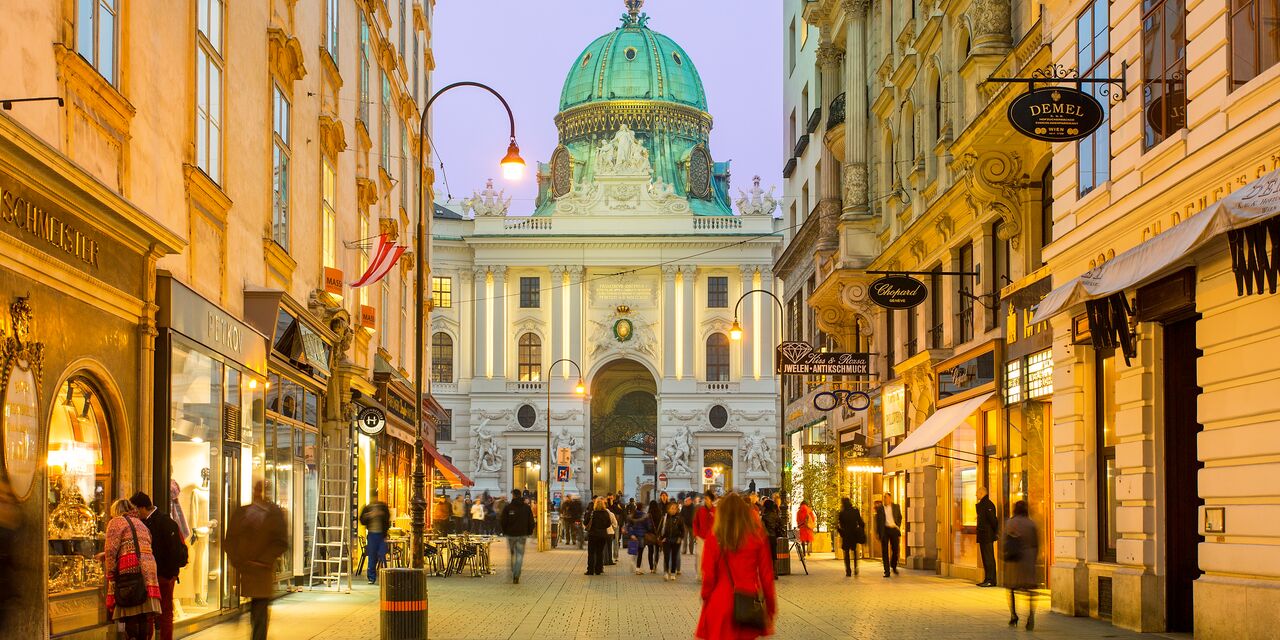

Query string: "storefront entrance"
[[1163, 315, 1202, 632]]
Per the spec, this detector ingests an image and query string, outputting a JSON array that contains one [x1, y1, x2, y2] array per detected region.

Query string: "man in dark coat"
[[500, 490, 535, 584], [359, 491, 391, 584], [565, 495, 585, 548], [130, 491, 188, 640], [679, 496, 697, 555], [225, 481, 288, 640], [976, 487, 1000, 586], [874, 492, 903, 578]]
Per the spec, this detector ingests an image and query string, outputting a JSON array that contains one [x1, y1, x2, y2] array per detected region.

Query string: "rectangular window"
[[1096, 348, 1119, 562], [325, 0, 339, 63], [788, 19, 797, 74], [519, 277, 541, 308], [905, 305, 918, 357], [400, 278, 409, 365], [929, 266, 944, 348], [77, 0, 118, 84], [1005, 360, 1023, 404], [359, 14, 371, 124], [431, 277, 452, 309], [437, 409, 453, 442], [381, 72, 392, 169], [990, 224, 1010, 330], [412, 29, 420, 100], [400, 121, 409, 209], [1142, 0, 1188, 150], [432, 333, 454, 383], [380, 280, 391, 340], [399, 0, 407, 56], [1231, 0, 1280, 88], [885, 308, 896, 368], [956, 242, 975, 343], [196, 0, 224, 182], [1077, 0, 1111, 195], [271, 85, 291, 252], [359, 215, 370, 306], [707, 276, 729, 308], [1025, 349, 1053, 398], [321, 159, 337, 268]]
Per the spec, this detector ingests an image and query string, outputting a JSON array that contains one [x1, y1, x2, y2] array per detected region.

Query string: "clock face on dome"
[[688, 144, 712, 199], [551, 146, 573, 198]]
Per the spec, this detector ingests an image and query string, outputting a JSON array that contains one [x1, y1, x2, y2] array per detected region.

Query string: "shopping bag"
[[627, 538, 639, 556]]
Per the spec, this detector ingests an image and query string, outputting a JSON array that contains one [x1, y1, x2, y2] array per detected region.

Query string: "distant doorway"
[[589, 359, 657, 501]]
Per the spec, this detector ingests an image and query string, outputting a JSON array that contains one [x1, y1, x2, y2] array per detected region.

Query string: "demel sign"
[[869, 275, 928, 309], [1007, 87, 1104, 142]]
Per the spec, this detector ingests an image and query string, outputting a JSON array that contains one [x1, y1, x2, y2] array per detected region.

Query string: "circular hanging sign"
[[2, 361, 40, 500], [1007, 87, 1104, 142], [613, 318, 634, 342], [356, 406, 386, 436], [868, 275, 929, 309], [1145, 90, 1186, 139]]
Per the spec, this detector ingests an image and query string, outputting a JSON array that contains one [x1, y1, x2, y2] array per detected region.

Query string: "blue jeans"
[[507, 536, 527, 579], [366, 531, 387, 582]]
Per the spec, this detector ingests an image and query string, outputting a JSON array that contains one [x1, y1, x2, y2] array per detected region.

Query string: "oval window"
[[581, 52, 592, 68], [517, 404, 538, 429], [709, 405, 729, 429], [624, 47, 638, 61], [672, 51, 683, 65]]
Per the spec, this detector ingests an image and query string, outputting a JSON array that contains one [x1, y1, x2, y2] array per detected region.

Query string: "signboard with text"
[[1007, 87, 1105, 142], [775, 341, 870, 376]]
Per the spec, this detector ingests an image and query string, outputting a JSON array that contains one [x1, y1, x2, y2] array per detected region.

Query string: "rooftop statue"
[[735, 175, 779, 217], [595, 124, 651, 176], [462, 178, 511, 217]]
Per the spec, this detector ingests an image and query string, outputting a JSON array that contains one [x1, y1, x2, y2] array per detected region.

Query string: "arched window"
[[518, 333, 542, 382], [706, 333, 730, 382], [933, 74, 944, 142], [431, 332, 453, 383]]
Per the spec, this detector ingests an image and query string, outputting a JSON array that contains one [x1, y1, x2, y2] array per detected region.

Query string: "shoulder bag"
[[722, 549, 767, 630], [114, 516, 149, 608]]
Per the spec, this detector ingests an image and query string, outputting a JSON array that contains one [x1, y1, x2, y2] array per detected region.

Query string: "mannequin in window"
[[170, 467, 191, 541], [189, 468, 211, 607]]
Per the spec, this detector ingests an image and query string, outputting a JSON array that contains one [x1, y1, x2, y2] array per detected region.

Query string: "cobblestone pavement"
[[187, 543, 1182, 640]]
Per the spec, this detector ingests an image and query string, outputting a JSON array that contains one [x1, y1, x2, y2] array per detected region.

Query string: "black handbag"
[[113, 516, 148, 608], [722, 552, 767, 630]]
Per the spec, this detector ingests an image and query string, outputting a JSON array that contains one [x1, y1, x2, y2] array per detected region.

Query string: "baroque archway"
[[589, 359, 657, 500]]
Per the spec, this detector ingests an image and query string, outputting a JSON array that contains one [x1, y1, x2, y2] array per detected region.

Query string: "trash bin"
[[774, 537, 790, 576], [380, 567, 427, 640]]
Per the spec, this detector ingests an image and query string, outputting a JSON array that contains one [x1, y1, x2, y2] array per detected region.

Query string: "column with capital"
[[568, 266, 584, 368], [679, 265, 697, 380], [550, 266, 567, 366], [661, 265, 679, 379], [739, 265, 756, 380], [473, 266, 489, 378], [759, 267, 776, 377], [460, 269, 475, 381], [816, 35, 844, 253], [842, 0, 870, 219], [491, 265, 508, 379]]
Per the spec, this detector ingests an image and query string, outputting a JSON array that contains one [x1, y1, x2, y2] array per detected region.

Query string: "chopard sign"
[[0, 182, 101, 268], [868, 275, 928, 309]]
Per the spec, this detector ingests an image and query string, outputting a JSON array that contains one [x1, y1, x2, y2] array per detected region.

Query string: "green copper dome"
[[559, 17, 707, 112]]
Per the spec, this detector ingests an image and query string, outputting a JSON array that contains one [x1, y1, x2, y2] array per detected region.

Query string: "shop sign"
[[379, 387, 416, 428], [882, 383, 905, 439], [1003, 273, 1053, 360], [356, 406, 386, 436], [2, 362, 39, 500], [1145, 90, 1186, 138], [158, 276, 268, 374], [868, 275, 928, 309], [775, 340, 870, 375], [0, 175, 102, 269], [1007, 87, 1104, 142], [936, 347, 997, 403], [323, 268, 344, 297], [360, 305, 377, 329]]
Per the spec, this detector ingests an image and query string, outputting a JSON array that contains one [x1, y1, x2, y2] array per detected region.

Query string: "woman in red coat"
[[795, 500, 816, 554], [697, 493, 778, 639]]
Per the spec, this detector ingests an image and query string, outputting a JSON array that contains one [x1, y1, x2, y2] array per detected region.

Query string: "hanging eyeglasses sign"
[[774, 340, 874, 412], [988, 63, 1127, 143]]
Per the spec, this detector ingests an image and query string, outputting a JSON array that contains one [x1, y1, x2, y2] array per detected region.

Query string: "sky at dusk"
[[429, 0, 784, 214]]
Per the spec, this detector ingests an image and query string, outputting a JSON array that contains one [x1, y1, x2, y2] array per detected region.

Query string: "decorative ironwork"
[[512, 448, 542, 466], [988, 61, 1129, 105], [828, 92, 846, 127], [702, 448, 734, 467]]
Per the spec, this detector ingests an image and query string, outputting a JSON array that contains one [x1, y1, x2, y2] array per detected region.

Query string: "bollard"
[[774, 537, 790, 576], [380, 567, 428, 640]]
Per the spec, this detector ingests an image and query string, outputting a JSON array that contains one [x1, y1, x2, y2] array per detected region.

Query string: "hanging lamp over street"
[[501, 139, 525, 180]]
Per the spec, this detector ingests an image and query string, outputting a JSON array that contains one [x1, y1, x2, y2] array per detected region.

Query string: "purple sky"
[[429, 0, 783, 213]]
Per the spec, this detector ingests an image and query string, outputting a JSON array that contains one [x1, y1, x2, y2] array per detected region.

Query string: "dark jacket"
[[657, 511, 686, 543], [627, 510, 652, 540], [1003, 514, 1040, 589], [679, 502, 696, 526], [140, 508, 188, 579], [586, 508, 614, 537], [565, 498, 584, 521], [360, 501, 391, 534], [225, 499, 288, 598], [500, 498, 535, 537], [976, 496, 1000, 544], [836, 506, 867, 549], [874, 503, 904, 539], [760, 509, 785, 541]]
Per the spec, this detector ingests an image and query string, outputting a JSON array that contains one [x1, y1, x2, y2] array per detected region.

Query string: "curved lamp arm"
[[730, 289, 785, 340]]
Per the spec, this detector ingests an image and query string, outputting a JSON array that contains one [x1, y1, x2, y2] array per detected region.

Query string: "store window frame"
[[1095, 347, 1119, 562], [1077, 0, 1111, 196], [264, 371, 322, 582], [1231, 0, 1280, 89], [1141, 0, 1188, 150]]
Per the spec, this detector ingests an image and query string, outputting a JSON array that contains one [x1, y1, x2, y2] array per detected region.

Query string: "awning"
[[886, 391, 996, 460], [1033, 166, 1280, 324], [422, 439, 473, 488]]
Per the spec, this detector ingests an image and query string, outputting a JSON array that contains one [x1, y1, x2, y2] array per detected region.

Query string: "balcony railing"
[[806, 107, 822, 134], [431, 382, 458, 394], [828, 92, 846, 127], [506, 381, 544, 393], [928, 324, 944, 349], [693, 217, 743, 230], [698, 381, 739, 393]]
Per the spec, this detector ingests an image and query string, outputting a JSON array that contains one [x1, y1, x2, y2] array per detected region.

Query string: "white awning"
[[886, 391, 995, 460], [1033, 166, 1280, 324]]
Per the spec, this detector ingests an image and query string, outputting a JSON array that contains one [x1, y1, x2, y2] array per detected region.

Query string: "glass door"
[[221, 444, 241, 607]]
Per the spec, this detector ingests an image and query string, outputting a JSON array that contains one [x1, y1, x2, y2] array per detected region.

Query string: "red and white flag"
[[350, 234, 406, 288]]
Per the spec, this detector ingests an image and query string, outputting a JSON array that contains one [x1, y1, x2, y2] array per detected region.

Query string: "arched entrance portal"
[[589, 359, 657, 502]]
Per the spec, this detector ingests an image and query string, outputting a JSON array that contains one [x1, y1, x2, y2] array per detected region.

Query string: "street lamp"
[[413, 82, 523, 570], [541, 358, 585, 552], [729, 289, 785, 489]]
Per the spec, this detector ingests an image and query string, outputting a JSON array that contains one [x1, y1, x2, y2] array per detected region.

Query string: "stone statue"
[[648, 174, 676, 199], [470, 419, 504, 473], [596, 124, 651, 175], [662, 425, 695, 473], [462, 178, 511, 217], [553, 427, 582, 470], [743, 430, 774, 474], [735, 175, 779, 217]]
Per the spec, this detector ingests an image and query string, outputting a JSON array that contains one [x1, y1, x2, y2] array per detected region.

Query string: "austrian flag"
[[349, 234, 406, 288]]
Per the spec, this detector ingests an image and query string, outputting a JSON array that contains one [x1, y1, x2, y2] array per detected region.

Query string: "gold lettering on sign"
[[207, 313, 243, 353], [0, 185, 100, 268]]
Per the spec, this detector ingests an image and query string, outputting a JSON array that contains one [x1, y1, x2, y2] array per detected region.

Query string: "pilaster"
[[680, 265, 698, 379], [739, 265, 757, 380], [490, 265, 508, 379], [568, 266, 584, 368], [662, 265, 679, 378], [472, 265, 488, 378]]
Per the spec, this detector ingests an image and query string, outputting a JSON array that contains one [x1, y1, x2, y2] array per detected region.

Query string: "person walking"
[[976, 487, 1000, 587], [224, 481, 288, 640], [499, 490, 535, 584], [759, 499, 785, 571], [795, 500, 816, 556], [695, 493, 778, 640], [627, 503, 656, 574], [658, 501, 686, 580], [359, 491, 391, 584], [1004, 500, 1040, 630], [128, 492, 187, 640], [584, 498, 615, 575], [470, 497, 486, 535], [102, 499, 161, 639], [835, 498, 866, 577], [607, 495, 626, 565], [680, 496, 697, 555], [566, 495, 584, 548], [451, 494, 465, 534], [692, 489, 717, 579], [874, 493, 903, 577]]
